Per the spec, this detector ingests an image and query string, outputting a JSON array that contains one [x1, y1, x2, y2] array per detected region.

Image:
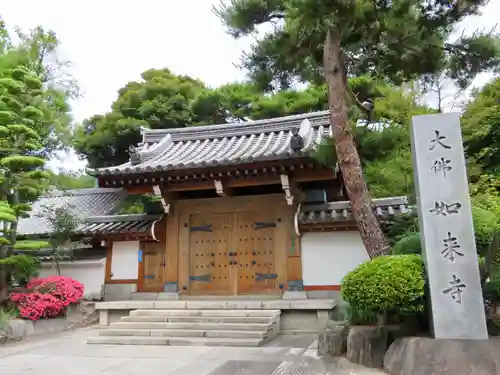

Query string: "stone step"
[[86, 336, 264, 347], [130, 309, 280, 317], [100, 328, 268, 339], [121, 315, 276, 324], [109, 321, 273, 331]]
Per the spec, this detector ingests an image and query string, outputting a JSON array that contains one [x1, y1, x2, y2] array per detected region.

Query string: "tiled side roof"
[[14, 246, 106, 262], [88, 110, 331, 176], [17, 188, 128, 236], [74, 214, 162, 236], [298, 196, 409, 225]]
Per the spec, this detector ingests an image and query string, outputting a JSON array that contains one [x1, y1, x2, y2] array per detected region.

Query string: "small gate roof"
[[87, 110, 331, 177]]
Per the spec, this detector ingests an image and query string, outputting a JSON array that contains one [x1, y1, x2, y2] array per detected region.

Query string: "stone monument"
[[410, 112, 488, 340], [382, 113, 498, 375]]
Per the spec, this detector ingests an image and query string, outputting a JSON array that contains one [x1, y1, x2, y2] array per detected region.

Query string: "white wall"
[[301, 231, 370, 286], [110, 241, 139, 280], [39, 258, 106, 299]]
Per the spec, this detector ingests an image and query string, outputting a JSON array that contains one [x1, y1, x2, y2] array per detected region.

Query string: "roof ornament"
[[128, 145, 142, 165], [290, 127, 304, 153]]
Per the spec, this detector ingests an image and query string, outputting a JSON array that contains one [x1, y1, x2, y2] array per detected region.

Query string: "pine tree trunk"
[[323, 29, 390, 258]]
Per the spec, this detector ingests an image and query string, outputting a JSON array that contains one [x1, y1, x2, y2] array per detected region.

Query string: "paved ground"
[[0, 328, 386, 375]]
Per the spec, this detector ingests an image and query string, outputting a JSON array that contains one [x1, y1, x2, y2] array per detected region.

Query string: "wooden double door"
[[188, 212, 278, 295]]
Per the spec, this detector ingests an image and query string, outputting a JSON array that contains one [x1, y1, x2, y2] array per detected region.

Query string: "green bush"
[[392, 233, 421, 255], [483, 272, 500, 301], [341, 255, 425, 316], [472, 205, 498, 255], [0, 254, 40, 287]]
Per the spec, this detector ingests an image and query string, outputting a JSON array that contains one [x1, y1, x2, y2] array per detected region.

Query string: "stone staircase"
[[86, 309, 281, 347]]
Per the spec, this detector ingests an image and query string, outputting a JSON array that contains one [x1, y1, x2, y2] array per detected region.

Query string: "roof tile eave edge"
[[93, 153, 316, 177], [142, 110, 331, 138]]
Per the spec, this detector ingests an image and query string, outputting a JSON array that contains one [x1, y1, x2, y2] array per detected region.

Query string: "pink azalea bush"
[[10, 276, 84, 320]]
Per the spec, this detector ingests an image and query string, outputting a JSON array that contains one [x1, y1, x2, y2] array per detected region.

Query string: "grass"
[[0, 307, 17, 330]]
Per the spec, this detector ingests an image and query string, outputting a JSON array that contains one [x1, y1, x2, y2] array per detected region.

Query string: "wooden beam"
[[101, 163, 337, 191], [125, 186, 153, 194]]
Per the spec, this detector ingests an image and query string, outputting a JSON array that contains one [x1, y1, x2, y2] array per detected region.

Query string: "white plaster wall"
[[39, 259, 106, 299], [110, 241, 139, 280], [301, 231, 370, 286]]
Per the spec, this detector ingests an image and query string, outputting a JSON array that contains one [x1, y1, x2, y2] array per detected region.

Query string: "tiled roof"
[[15, 246, 106, 262], [17, 188, 128, 236], [88, 110, 331, 176], [74, 214, 162, 236], [298, 196, 409, 225]]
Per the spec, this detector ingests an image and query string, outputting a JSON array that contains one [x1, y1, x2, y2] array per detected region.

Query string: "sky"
[[2, 0, 500, 172]]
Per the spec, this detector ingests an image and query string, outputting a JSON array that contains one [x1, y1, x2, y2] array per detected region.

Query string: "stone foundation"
[[384, 337, 500, 375], [96, 299, 335, 333], [0, 301, 97, 344]]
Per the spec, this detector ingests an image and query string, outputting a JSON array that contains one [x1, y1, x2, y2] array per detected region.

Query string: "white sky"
[[2, 0, 499, 172]]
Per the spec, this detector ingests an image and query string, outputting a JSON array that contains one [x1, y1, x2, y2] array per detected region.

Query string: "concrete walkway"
[[0, 328, 386, 375]]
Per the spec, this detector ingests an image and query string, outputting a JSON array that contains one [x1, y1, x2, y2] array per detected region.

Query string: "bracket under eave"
[[215, 180, 232, 197], [280, 174, 294, 205], [152, 185, 170, 214]]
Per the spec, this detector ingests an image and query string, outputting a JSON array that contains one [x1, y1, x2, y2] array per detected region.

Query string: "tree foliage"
[[0, 18, 73, 153], [462, 77, 500, 174], [215, 0, 500, 92], [35, 204, 79, 275]]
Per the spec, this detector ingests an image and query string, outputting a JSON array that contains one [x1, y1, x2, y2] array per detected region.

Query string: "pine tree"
[[0, 52, 50, 299], [215, 0, 500, 258]]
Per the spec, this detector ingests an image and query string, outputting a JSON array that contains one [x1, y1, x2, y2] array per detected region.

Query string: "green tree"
[[0, 55, 50, 299], [74, 68, 224, 168], [0, 19, 73, 153], [462, 77, 500, 174], [215, 0, 500, 258], [36, 204, 79, 275], [47, 171, 96, 190]]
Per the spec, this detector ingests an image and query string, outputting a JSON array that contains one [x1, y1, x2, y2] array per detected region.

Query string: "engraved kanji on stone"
[[431, 157, 452, 178], [442, 274, 467, 304], [429, 130, 451, 151], [441, 231, 464, 262], [429, 201, 462, 216]]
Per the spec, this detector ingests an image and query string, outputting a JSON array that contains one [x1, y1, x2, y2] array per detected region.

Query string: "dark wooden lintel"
[[98, 158, 336, 190]]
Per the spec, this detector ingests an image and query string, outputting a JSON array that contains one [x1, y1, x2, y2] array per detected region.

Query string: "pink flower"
[[10, 276, 84, 320]]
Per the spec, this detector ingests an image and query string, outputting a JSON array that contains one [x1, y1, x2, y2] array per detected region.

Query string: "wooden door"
[[140, 242, 165, 292], [234, 212, 278, 294], [189, 213, 232, 295]]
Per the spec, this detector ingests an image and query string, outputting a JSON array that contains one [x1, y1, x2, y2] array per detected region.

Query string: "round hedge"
[[341, 254, 425, 315]]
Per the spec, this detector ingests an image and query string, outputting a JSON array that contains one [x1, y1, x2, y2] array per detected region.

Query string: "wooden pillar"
[[285, 211, 303, 291], [177, 211, 190, 295], [163, 214, 179, 293]]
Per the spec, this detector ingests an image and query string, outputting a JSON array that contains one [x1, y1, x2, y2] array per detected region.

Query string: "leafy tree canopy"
[[215, 0, 500, 92], [0, 18, 74, 153], [462, 77, 500, 174]]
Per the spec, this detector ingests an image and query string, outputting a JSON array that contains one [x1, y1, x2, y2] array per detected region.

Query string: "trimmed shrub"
[[341, 255, 425, 316], [9, 276, 84, 320], [392, 233, 421, 255]]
